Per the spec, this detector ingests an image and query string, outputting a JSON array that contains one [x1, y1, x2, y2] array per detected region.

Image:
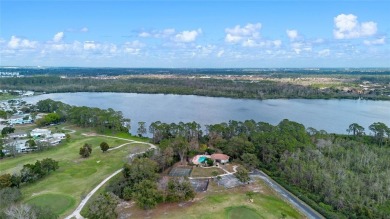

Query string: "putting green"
[[26, 193, 75, 215], [226, 206, 262, 219]]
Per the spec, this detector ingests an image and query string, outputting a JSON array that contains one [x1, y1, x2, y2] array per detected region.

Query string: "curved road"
[[251, 170, 324, 219], [65, 134, 156, 219]]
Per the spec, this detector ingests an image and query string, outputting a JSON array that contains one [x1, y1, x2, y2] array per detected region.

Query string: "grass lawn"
[[191, 166, 226, 177], [0, 129, 149, 218], [226, 206, 261, 219], [26, 193, 75, 216], [119, 179, 304, 219]]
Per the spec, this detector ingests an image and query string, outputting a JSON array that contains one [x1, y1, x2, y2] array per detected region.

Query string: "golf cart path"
[[65, 133, 156, 219]]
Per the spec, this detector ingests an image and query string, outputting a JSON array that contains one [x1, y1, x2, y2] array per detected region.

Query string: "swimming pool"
[[198, 156, 207, 163]]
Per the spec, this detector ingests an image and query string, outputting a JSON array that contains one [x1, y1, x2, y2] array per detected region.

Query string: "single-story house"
[[192, 153, 230, 165], [8, 131, 28, 139], [47, 137, 62, 146], [30, 128, 51, 137], [52, 133, 66, 139], [8, 115, 32, 125], [211, 153, 230, 164]]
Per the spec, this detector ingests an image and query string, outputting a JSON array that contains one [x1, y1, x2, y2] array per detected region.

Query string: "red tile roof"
[[211, 153, 229, 160]]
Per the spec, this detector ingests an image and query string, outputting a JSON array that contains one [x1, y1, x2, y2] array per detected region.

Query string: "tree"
[[152, 146, 174, 172], [26, 139, 36, 149], [123, 158, 158, 184], [0, 187, 21, 208], [241, 153, 260, 171], [306, 127, 318, 136], [79, 143, 92, 158], [4, 204, 35, 219], [1, 127, 15, 137], [36, 113, 61, 127], [166, 177, 195, 202], [137, 121, 147, 137], [132, 180, 162, 210], [88, 192, 119, 219], [40, 158, 59, 174], [171, 136, 189, 164], [246, 191, 255, 200], [65, 133, 71, 142], [347, 123, 365, 136], [10, 174, 21, 188], [0, 174, 12, 189], [0, 110, 7, 119], [100, 142, 109, 153], [0, 141, 4, 158], [205, 158, 214, 166], [234, 166, 250, 183], [369, 122, 389, 146], [4, 141, 18, 157]]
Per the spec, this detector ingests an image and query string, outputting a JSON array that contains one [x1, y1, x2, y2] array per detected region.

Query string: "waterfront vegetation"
[[1, 72, 389, 100]]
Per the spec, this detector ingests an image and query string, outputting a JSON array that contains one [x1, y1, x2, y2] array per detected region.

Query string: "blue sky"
[[1, 0, 389, 67]]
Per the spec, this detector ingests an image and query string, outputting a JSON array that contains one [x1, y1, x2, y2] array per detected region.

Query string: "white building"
[[30, 128, 52, 137], [8, 131, 28, 139], [8, 114, 32, 125], [52, 133, 66, 139]]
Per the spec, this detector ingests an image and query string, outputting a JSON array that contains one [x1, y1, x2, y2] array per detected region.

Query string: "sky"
[[1, 0, 389, 68]]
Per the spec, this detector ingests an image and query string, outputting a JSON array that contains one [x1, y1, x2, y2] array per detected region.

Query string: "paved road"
[[65, 134, 156, 219], [251, 170, 324, 219]]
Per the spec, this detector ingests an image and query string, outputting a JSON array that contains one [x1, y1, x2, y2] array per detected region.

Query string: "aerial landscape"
[[1, 0, 390, 219]]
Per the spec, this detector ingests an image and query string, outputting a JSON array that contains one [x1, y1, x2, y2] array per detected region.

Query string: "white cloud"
[[242, 39, 282, 48], [217, 50, 225, 57], [318, 49, 330, 57], [333, 14, 377, 39], [83, 41, 97, 50], [273, 40, 282, 48], [122, 40, 144, 55], [139, 28, 176, 38], [225, 34, 243, 43], [139, 32, 151, 37], [225, 23, 261, 43], [7, 36, 37, 49], [174, 29, 202, 43], [53, 32, 64, 42], [364, 37, 385, 46], [290, 42, 312, 54], [80, 27, 89, 32], [161, 29, 176, 37], [286, 29, 299, 40], [124, 40, 144, 48]]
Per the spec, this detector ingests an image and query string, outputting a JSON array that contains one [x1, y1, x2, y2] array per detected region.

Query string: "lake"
[[23, 92, 390, 135]]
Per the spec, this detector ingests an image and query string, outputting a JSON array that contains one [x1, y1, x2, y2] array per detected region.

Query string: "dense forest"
[[1, 76, 389, 100], [147, 119, 390, 218], [36, 99, 130, 133]]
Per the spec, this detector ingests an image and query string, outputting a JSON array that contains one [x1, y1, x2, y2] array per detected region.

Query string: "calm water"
[[23, 92, 390, 135]]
